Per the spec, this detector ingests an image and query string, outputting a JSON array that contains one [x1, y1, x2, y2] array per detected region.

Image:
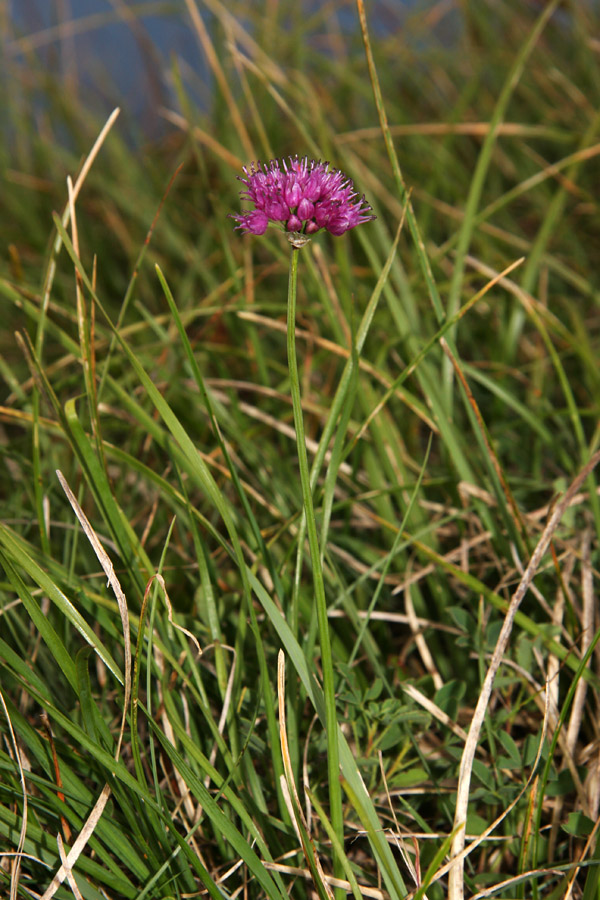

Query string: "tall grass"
[[1, 1, 600, 899]]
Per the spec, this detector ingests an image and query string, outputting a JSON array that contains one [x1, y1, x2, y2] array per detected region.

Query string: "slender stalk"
[[286, 247, 344, 883]]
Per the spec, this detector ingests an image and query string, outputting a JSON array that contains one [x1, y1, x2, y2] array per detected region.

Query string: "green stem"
[[286, 247, 343, 881]]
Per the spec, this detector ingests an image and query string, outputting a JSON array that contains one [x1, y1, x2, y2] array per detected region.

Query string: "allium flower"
[[230, 156, 376, 240]]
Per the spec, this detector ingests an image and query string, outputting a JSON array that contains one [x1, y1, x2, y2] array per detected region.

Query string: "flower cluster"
[[230, 156, 376, 238]]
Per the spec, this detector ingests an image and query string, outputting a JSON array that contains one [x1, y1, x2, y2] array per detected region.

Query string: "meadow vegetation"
[[1, 1, 600, 898]]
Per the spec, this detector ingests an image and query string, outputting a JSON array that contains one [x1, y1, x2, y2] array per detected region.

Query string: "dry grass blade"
[[41, 471, 133, 899], [146, 572, 202, 659], [561, 814, 600, 900], [262, 862, 387, 900], [183, 0, 253, 159], [469, 864, 564, 900], [448, 448, 600, 900], [57, 835, 84, 900], [432, 689, 550, 889], [1, 688, 27, 900], [277, 650, 335, 900], [5, 10, 127, 54], [440, 337, 528, 542], [159, 108, 244, 169], [350, 256, 524, 450], [40, 784, 112, 900], [40, 108, 120, 343], [40, 713, 72, 843], [566, 530, 594, 757], [404, 581, 443, 691], [56, 468, 131, 753], [336, 123, 570, 142], [378, 751, 421, 892], [237, 310, 437, 432], [401, 683, 469, 744]]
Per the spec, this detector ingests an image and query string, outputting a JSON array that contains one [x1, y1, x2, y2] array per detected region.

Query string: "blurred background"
[[5, 0, 464, 142]]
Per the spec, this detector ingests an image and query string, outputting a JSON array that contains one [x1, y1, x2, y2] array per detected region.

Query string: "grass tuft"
[[1, 2, 600, 899]]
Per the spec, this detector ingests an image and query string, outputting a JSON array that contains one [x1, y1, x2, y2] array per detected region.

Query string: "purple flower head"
[[230, 156, 376, 240]]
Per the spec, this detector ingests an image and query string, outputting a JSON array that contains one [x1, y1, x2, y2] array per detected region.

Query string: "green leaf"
[[563, 812, 596, 837], [498, 730, 522, 768]]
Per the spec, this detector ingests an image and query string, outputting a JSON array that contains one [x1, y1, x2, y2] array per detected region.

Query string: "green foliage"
[[1, 1, 600, 898]]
